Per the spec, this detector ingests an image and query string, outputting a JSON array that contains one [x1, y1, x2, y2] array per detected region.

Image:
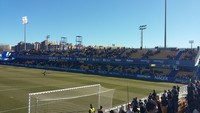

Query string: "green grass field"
[[0, 65, 183, 113]]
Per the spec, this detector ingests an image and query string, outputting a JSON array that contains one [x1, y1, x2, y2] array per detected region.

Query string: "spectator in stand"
[[179, 97, 189, 113], [146, 100, 157, 113], [163, 90, 167, 97], [98, 106, 103, 113], [152, 90, 157, 100], [161, 94, 168, 113], [139, 101, 146, 113], [144, 99, 148, 109], [172, 86, 179, 113], [132, 97, 139, 112], [187, 80, 200, 113], [167, 90, 172, 113], [196, 81, 200, 94], [119, 106, 126, 113], [177, 85, 180, 92], [148, 93, 153, 100], [109, 110, 115, 113], [187, 82, 195, 112], [126, 104, 133, 113], [155, 95, 162, 113]]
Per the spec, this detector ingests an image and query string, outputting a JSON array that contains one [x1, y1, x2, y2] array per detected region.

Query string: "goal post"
[[28, 84, 115, 113]]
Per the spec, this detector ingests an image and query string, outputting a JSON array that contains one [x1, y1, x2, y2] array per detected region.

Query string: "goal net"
[[28, 84, 115, 113]]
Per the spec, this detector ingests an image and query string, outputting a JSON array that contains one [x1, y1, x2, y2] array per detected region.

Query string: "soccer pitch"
[[0, 65, 183, 113]]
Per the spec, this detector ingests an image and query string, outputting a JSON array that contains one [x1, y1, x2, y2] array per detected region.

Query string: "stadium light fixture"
[[76, 36, 82, 45], [189, 40, 194, 49], [22, 16, 28, 50], [139, 25, 147, 49]]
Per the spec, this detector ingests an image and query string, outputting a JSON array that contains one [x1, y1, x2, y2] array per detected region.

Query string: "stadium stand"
[[147, 49, 177, 60], [179, 49, 198, 60], [1, 47, 199, 84]]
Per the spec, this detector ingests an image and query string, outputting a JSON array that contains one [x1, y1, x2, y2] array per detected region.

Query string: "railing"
[[105, 85, 188, 113], [195, 50, 200, 66], [175, 50, 183, 60]]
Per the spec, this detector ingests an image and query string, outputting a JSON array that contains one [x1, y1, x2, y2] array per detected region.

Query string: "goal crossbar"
[[29, 84, 100, 96]]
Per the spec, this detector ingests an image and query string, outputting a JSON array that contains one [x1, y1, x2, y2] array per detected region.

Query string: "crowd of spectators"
[[96, 85, 180, 113], [180, 49, 198, 61], [91, 81, 200, 113], [15, 47, 198, 60], [114, 81, 200, 113], [4, 47, 196, 80], [186, 80, 200, 113], [8, 58, 195, 79]]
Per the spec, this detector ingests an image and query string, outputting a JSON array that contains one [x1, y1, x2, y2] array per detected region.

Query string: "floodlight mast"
[[164, 0, 167, 49], [22, 16, 28, 51], [76, 36, 82, 45], [139, 25, 147, 49], [189, 40, 194, 49]]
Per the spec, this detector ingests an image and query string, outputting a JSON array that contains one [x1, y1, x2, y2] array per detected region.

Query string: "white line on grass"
[[0, 83, 75, 92], [0, 106, 27, 113]]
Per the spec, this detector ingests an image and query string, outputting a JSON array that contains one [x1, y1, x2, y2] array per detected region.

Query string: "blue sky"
[[0, 0, 200, 48]]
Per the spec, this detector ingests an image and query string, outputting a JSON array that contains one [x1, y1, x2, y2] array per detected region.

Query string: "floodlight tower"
[[46, 35, 50, 51], [164, 0, 167, 49], [22, 16, 28, 50], [139, 25, 147, 49], [76, 36, 82, 45], [189, 40, 194, 49], [46, 35, 50, 41], [61, 37, 67, 50], [76, 36, 83, 49], [61, 37, 67, 44]]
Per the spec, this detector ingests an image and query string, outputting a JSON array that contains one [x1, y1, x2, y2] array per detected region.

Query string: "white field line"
[[0, 106, 27, 113], [0, 83, 74, 92]]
